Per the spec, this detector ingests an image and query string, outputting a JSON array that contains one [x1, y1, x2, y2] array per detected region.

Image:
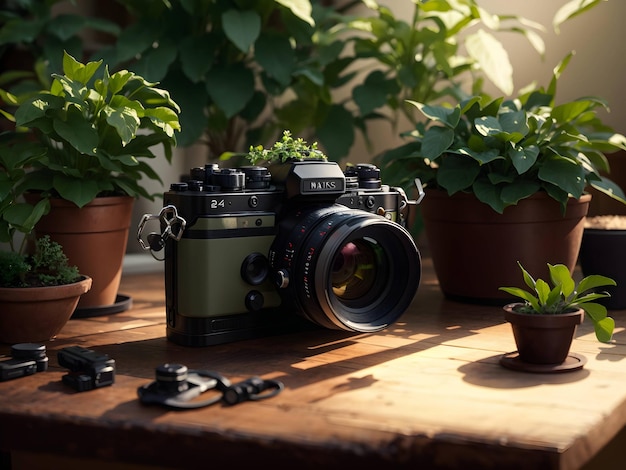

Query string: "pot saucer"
[[71, 294, 132, 318], [499, 351, 587, 373]]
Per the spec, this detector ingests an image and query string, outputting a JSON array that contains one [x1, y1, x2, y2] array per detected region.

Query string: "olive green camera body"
[[159, 161, 422, 346]]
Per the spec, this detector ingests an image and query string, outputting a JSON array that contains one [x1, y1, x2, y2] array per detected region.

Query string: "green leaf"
[[53, 106, 98, 156], [577, 274, 617, 294], [500, 181, 540, 205], [499, 286, 538, 305], [508, 144, 539, 174], [62, 51, 102, 85], [553, 0, 604, 33], [47, 14, 87, 42], [589, 176, 626, 204], [465, 29, 513, 96], [535, 278, 550, 305], [408, 101, 461, 128], [255, 34, 295, 86], [222, 9, 261, 53], [353, 71, 390, 116], [437, 153, 481, 194], [500, 110, 529, 137], [53, 173, 102, 208], [475, 116, 502, 137], [131, 42, 177, 82], [15, 94, 65, 128], [108, 70, 133, 95], [206, 64, 255, 119], [276, 0, 314, 26], [316, 104, 355, 160], [548, 263, 575, 297], [537, 155, 586, 198], [421, 127, 454, 159], [592, 315, 615, 343], [473, 181, 505, 213], [104, 97, 142, 146], [179, 35, 217, 82]]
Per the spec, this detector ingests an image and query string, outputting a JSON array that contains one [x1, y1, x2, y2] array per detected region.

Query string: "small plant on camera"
[[499, 262, 616, 342], [247, 130, 327, 165]]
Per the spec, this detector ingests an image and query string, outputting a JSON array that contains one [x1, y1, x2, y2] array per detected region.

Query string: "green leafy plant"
[[11, 51, 181, 209], [247, 130, 327, 165], [0, 235, 80, 287], [499, 261, 616, 343], [0, 0, 121, 102], [101, 0, 360, 159], [376, 55, 626, 213], [0, 129, 79, 288]]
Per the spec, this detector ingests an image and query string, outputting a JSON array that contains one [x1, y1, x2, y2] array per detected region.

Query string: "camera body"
[[157, 160, 422, 346]]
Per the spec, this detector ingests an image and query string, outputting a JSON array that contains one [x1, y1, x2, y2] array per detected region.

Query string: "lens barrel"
[[270, 204, 421, 332]]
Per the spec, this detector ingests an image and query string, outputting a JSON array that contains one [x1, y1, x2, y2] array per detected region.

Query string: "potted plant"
[[9, 51, 180, 314], [0, 131, 92, 343], [498, 261, 615, 372], [376, 55, 626, 303]]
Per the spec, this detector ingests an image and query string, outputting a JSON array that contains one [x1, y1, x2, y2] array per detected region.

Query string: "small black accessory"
[[137, 363, 231, 409], [137, 364, 284, 410], [0, 343, 48, 382], [57, 345, 115, 392], [222, 376, 284, 406]]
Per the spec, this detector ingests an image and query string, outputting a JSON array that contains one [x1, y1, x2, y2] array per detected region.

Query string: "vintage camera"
[[58, 346, 115, 392], [0, 343, 48, 382], [139, 160, 423, 346]]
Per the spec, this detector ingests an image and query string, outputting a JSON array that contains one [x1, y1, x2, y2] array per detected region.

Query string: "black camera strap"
[[137, 364, 284, 410]]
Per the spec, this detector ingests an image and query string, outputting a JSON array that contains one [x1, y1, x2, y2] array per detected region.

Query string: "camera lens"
[[330, 238, 384, 303], [270, 205, 421, 332]]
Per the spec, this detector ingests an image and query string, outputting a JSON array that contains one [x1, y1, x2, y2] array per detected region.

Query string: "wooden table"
[[1, 257, 625, 470]]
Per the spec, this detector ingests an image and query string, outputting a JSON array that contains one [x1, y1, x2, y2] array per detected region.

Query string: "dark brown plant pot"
[[579, 228, 626, 309], [420, 190, 590, 304], [503, 304, 584, 365], [0, 276, 92, 344], [27, 195, 134, 310]]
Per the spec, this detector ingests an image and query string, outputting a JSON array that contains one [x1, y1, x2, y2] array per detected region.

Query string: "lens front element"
[[331, 238, 386, 304]]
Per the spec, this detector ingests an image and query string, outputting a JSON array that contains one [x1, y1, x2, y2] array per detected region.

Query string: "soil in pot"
[[579, 215, 626, 310]]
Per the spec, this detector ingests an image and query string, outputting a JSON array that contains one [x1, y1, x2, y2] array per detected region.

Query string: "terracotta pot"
[[420, 190, 591, 304], [579, 228, 626, 309], [0, 276, 92, 344], [503, 303, 584, 365], [26, 195, 134, 309]]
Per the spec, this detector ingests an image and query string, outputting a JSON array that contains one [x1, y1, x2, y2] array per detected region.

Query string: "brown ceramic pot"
[[503, 303, 584, 365], [0, 276, 92, 344], [420, 190, 591, 304], [26, 195, 134, 309]]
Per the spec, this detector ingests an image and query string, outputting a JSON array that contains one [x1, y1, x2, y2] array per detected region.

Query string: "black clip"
[[222, 377, 284, 405]]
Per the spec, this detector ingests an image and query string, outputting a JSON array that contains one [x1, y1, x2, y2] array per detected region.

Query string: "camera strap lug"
[[398, 178, 424, 228], [137, 205, 187, 260]]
